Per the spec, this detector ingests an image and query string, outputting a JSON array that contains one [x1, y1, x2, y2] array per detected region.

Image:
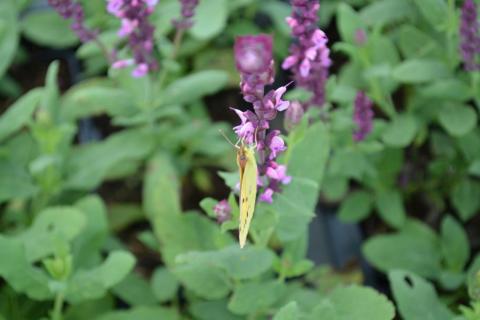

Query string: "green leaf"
[[360, 0, 414, 27], [21, 10, 78, 48], [0, 0, 19, 78], [259, 1, 291, 36], [151, 0, 180, 35], [72, 196, 109, 269], [66, 251, 135, 303], [96, 306, 180, 320], [337, 4, 365, 44], [108, 204, 145, 232], [451, 178, 480, 221], [271, 178, 319, 243], [0, 158, 37, 203], [228, 281, 285, 315], [382, 114, 417, 147], [287, 122, 331, 183], [175, 245, 274, 280], [397, 26, 441, 59], [414, 0, 448, 29], [363, 220, 441, 278], [199, 197, 219, 218], [274, 122, 330, 242], [188, 0, 227, 40], [144, 154, 233, 265], [61, 80, 135, 120], [338, 191, 373, 223], [151, 267, 179, 303], [422, 79, 471, 102], [389, 270, 455, 320], [64, 296, 114, 320], [441, 216, 469, 271], [190, 299, 242, 320], [467, 255, 480, 300], [66, 129, 154, 190], [309, 286, 395, 320], [112, 273, 157, 306], [0, 235, 51, 300], [0, 88, 43, 141], [438, 104, 477, 137], [18, 207, 86, 262], [159, 70, 229, 106], [375, 190, 406, 228], [273, 301, 300, 320], [174, 262, 231, 299], [393, 59, 450, 83]]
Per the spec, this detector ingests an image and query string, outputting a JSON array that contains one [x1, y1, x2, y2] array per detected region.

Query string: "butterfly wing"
[[238, 146, 258, 248]]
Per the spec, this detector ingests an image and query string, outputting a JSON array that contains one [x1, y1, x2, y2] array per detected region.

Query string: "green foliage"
[[363, 220, 442, 279], [21, 11, 78, 48], [309, 286, 395, 320], [389, 270, 455, 320], [0, 0, 18, 78]]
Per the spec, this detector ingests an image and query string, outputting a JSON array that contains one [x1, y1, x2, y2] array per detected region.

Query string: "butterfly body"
[[237, 144, 258, 248]]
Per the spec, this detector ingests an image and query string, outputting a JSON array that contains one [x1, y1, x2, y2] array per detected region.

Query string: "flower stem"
[[158, 29, 185, 91], [51, 292, 64, 320]]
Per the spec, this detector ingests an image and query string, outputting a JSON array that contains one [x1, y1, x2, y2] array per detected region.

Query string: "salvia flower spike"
[[282, 0, 331, 108], [107, 0, 158, 77], [232, 34, 291, 203]]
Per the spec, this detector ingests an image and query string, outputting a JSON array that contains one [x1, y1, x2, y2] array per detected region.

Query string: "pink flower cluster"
[[214, 200, 231, 223], [233, 34, 291, 203], [107, 0, 158, 77], [282, 0, 331, 108]]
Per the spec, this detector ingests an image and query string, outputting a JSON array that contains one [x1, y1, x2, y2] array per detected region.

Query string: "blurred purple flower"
[[232, 34, 291, 203], [214, 199, 231, 223], [48, 0, 98, 42], [284, 101, 304, 131], [283, 0, 331, 108], [460, 0, 480, 71], [173, 0, 199, 29], [107, 0, 158, 77], [353, 91, 374, 142], [354, 29, 367, 46]]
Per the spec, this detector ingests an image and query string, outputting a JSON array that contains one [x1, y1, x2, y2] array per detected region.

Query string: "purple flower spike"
[[283, 0, 331, 108], [460, 0, 480, 71], [232, 34, 291, 203], [353, 91, 374, 142], [173, 0, 200, 29], [107, 0, 158, 77], [48, 0, 98, 43], [214, 199, 231, 223]]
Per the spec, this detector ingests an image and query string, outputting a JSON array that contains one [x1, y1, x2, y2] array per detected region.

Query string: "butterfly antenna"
[[219, 129, 240, 148], [252, 127, 258, 149]]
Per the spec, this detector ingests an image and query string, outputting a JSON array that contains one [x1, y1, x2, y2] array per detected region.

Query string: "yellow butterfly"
[[236, 142, 258, 248], [220, 130, 258, 248]]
